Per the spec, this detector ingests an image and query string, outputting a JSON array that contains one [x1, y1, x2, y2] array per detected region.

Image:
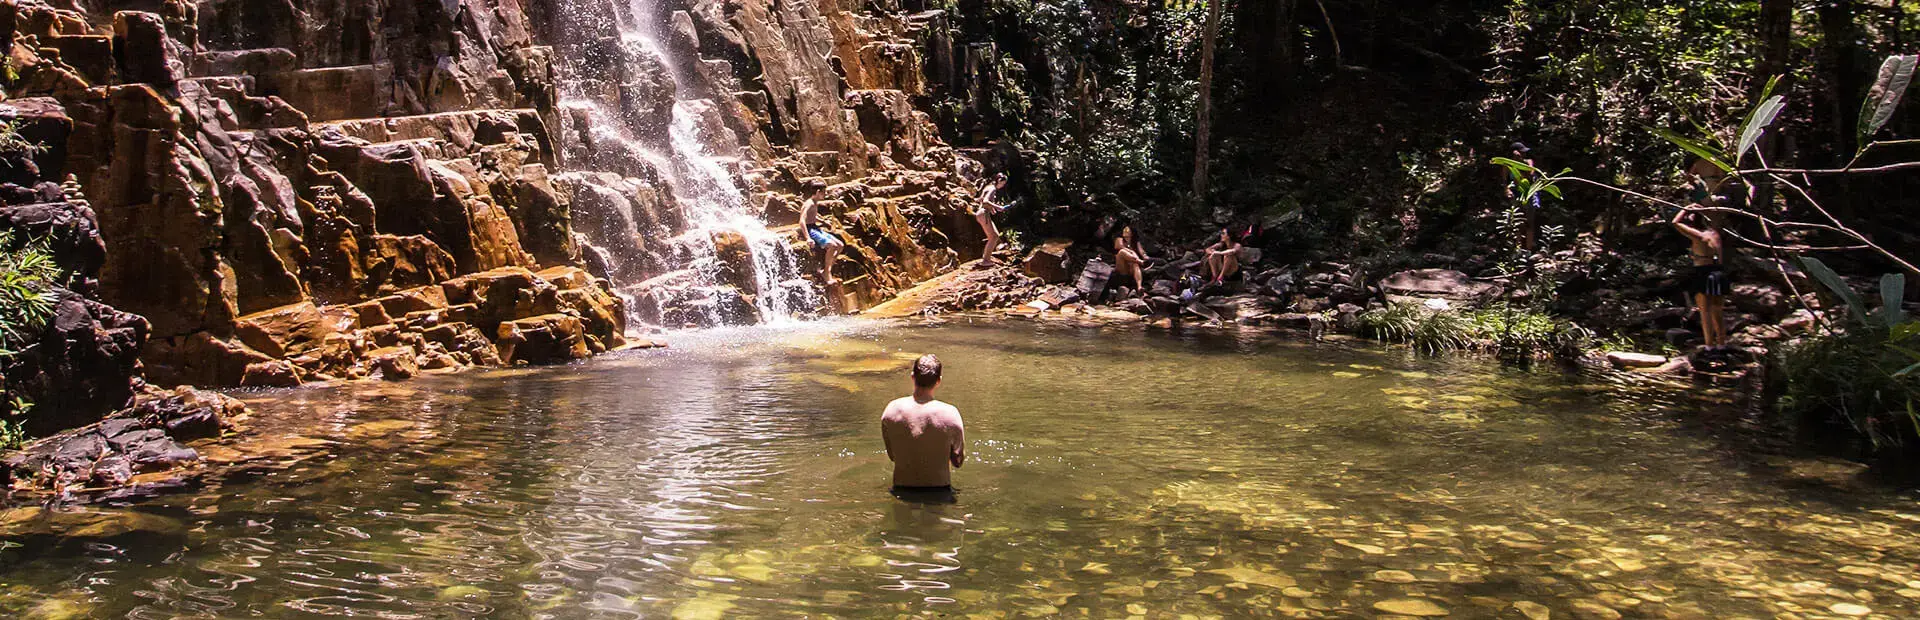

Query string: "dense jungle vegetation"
[[935, 0, 1916, 263], [928, 0, 1920, 458]]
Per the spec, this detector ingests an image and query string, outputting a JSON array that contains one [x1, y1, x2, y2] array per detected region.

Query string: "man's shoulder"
[[928, 400, 963, 423]]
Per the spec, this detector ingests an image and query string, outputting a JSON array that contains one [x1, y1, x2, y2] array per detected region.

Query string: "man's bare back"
[[883, 355, 965, 489], [882, 396, 964, 487]]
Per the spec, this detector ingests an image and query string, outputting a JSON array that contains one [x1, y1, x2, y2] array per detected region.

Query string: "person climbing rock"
[[1204, 227, 1243, 285], [799, 179, 844, 286], [974, 173, 1010, 266], [882, 355, 966, 504], [1673, 199, 1730, 349]]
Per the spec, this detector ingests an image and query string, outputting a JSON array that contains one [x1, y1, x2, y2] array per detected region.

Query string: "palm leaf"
[[1802, 256, 1867, 325], [1648, 127, 1731, 172], [1736, 77, 1787, 166], [1858, 55, 1918, 151], [1881, 273, 1908, 327]]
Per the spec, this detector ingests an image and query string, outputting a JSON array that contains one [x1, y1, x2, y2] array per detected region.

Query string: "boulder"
[[112, 11, 184, 86], [1022, 238, 1073, 284], [364, 234, 460, 293], [239, 360, 303, 387], [368, 346, 419, 381], [0, 289, 148, 435], [234, 301, 353, 359], [495, 313, 588, 363], [1728, 283, 1791, 321], [1380, 269, 1501, 304]]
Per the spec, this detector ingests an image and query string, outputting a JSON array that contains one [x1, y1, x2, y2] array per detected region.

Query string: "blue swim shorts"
[[807, 226, 841, 249]]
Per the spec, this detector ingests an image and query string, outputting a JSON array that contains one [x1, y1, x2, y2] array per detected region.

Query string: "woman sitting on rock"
[[1204, 228, 1243, 285], [1113, 224, 1151, 297]]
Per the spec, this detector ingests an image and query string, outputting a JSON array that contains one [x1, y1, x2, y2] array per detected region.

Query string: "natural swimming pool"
[[2, 321, 1916, 617]]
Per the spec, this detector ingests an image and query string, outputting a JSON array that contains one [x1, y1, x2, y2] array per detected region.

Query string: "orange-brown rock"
[[367, 346, 419, 381], [495, 313, 588, 364], [233, 302, 355, 359], [239, 360, 304, 388]]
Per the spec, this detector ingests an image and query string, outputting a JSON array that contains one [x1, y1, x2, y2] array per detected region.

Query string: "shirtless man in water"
[[881, 355, 966, 498]]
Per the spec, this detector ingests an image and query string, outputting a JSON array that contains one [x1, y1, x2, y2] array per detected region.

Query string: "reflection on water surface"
[[3, 321, 1918, 618]]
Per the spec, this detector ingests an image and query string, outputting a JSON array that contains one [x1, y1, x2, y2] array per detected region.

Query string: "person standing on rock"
[[800, 179, 844, 286], [881, 355, 966, 503], [974, 174, 1010, 266], [1674, 200, 1730, 349]]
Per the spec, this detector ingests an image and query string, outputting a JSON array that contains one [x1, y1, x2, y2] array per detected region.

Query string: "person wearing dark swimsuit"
[[1674, 199, 1730, 349]]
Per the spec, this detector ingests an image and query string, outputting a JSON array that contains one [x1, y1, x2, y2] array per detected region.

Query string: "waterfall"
[[551, 0, 821, 328]]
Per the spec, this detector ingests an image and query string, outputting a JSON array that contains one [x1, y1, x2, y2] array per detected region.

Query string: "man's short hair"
[[912, 354, 942, 388], [802, 178, 827, 194]]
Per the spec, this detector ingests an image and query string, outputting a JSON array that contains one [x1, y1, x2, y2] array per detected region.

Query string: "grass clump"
[[1780, 324, 1920, 451], [1359, 302, 1587, 359]]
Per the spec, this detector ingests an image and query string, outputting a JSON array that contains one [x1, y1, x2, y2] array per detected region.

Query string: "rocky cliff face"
[[0, 0, 980, 434]]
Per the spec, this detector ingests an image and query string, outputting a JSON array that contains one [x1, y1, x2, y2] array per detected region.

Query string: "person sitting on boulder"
[[799, 179, 844, 286], [1204, 227, 1243, 285], [1113, 224, 1151, 297], [1673, 199, 1730, 349], [974, 173, 1011, 266]]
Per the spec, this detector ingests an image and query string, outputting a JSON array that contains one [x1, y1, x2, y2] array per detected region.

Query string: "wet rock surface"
[[5, 385, 242, 503]]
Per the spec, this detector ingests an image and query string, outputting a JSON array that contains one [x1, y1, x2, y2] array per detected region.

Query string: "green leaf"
[[1858, 55, 1918, 151], [1897, 360, 1920, 377], [1490, 156, 1538, 175], [1736, 93, 1786, 166], [1648, 127, 1731, 172], [1881, 273, 1908, 327], [1536, 183, 1562, 200], [1802, 256, 1868, 325]]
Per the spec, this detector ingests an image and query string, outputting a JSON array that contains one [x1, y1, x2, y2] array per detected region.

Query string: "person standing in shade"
[[1673, 200, 1730, 349], [974, 174, 1010, 266], [799, 179, 844, 285], [881, 355, 966, 502]]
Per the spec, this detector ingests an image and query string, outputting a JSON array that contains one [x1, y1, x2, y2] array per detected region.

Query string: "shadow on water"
[[2, 321, 1918, 617]]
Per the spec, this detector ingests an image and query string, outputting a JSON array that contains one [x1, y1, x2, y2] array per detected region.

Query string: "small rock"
[[1567, 599, 1621, 620], [1512, 600, 1551, 620], [1373, 569, 1417, 583], [1372, 598, 1449, 616]]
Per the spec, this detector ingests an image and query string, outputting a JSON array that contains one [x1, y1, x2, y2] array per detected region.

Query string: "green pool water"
[[2, 321, 1917, 618]]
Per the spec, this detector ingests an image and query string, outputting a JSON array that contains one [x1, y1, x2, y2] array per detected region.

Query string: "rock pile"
[[4, 385, 243, 501]]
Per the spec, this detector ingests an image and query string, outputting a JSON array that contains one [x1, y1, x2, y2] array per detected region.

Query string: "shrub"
[[0, 228, 61, 352], [1360, 301, 1588, 359], [1777, 259, 1920, 452], [1780, 325, 1920, 451]]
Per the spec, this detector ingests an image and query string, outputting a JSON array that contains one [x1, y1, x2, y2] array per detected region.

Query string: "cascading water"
[[551, 0, 821, 328]]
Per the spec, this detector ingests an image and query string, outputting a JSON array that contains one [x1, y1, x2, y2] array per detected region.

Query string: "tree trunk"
[[1193, 0, 1225, 209], [1232, 0, 1297, 103], [1752, 0, 1793, 213]]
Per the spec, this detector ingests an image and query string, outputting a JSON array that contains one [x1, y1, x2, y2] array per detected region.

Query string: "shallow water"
[[4, 321, 1919, 618]]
